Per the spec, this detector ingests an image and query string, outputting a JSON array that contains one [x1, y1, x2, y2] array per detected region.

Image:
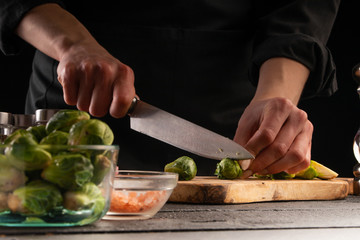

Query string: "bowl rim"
[[0, 144, 119, 150], [115, 170, 178, 180]]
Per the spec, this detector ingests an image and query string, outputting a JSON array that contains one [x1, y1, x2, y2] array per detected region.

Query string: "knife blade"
[[128, 98, 254, 160]]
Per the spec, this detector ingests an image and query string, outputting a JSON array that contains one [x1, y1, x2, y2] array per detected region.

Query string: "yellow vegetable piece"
[[310, 160, 338, 180]]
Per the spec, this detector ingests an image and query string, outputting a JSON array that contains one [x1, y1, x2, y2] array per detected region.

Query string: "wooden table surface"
[[1, 194, 360, 240]]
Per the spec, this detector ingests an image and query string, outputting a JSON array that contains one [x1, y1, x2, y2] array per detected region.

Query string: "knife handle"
[[127, 97, 139, 115]]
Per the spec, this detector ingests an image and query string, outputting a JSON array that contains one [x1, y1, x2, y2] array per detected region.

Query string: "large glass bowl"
[[0, 144, 119, 227], [103, 170, 178, 220]]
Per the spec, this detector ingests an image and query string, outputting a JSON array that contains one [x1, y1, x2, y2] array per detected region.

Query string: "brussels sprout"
[[164, 156, 197, 181], [46, 109, 90, 134], [91, 154, 112, 185], [0, 154, 27, 192], [63, 182, 105, 216], [26, 125, 47, 143], [271, 171, 295, 180], [39, 131, 69, 155], [40, 130, 69, 145], [214, 158, 242, 180], [41, 153, 94, 190], [4, 129, 38, 145], [7, 180, 63, 215], [68, 119, 114, 145], [5, 134, 52, 171]]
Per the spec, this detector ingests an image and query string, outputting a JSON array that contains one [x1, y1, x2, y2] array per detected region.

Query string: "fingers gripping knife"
[[352, 64, 360, 195]]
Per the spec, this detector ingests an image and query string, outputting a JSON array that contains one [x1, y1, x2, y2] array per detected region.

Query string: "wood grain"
[[169, 176, 352, 204]]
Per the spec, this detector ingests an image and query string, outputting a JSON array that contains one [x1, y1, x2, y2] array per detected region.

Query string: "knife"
[[128, 98, 254, 160]]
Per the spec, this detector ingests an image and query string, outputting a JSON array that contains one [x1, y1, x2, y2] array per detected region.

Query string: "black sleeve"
[[250, 0, 341, 98], [0, 0, 64, 55]]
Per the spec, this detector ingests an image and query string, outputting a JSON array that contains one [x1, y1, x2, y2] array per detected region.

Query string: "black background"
[[1, 1, 359, 177]]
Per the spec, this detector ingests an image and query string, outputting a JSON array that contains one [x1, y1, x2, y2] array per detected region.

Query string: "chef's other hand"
[[233, 97, 313, 179], [57, 42, 135, 118], [14, 3, 135, 118]]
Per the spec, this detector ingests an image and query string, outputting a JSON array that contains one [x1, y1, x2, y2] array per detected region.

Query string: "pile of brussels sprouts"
[[0, 109, 115, 218]]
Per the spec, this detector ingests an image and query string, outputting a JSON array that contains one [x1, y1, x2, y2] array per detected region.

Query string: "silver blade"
[[129, 100, 254, 160]]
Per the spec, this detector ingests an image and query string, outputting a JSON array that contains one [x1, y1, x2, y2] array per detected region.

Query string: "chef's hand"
[[234, 97, 313, 178], [15, 3, 135, 118], [233, 57, 313, 178], [57, 42, 135, 118]]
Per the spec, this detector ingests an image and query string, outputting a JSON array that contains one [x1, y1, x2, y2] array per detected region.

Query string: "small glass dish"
[[103, 170, 178, 220], [0, 144, 119, 227]]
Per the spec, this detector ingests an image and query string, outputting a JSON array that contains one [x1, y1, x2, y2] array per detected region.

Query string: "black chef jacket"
[[0, 0, 340, 174]]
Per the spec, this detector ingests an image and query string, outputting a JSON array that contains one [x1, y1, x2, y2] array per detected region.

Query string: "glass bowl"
[[0, 144, 119, 227], [103, 170, 178, 220]]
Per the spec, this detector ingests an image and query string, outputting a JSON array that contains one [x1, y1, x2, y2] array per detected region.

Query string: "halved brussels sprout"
[[68, 119, 114, 145], [7, 180, 63, 215], [310, 160, 338, 179], [253, 160, 337, 180], [46, 109, 90, 134], [164, 156, 197, 181], [41, 153, 94, 190], [214, 158, 242, 180]]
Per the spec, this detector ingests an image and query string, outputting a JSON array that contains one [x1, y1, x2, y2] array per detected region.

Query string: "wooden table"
[[1, 194, 360, 240]]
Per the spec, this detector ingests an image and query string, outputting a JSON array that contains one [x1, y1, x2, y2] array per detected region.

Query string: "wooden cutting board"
[[168, 176, 353, 204]]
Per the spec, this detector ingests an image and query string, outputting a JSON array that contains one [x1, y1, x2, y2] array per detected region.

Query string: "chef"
[[0, 0, 340, 176]]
